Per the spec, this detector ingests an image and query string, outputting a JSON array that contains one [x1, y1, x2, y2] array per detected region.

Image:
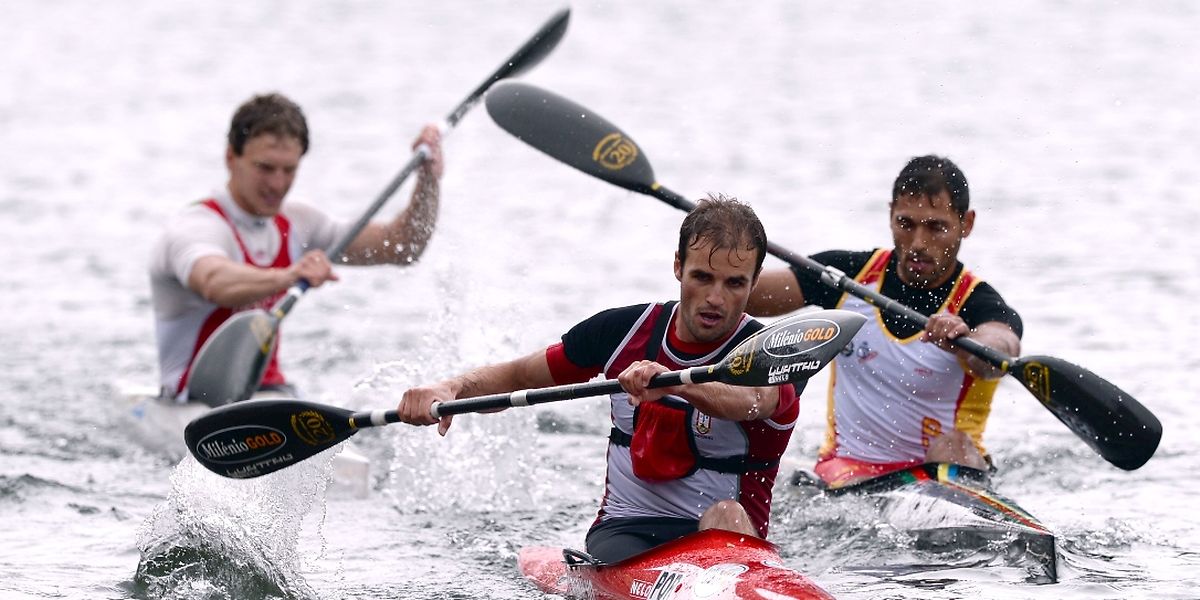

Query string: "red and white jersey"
[[149, 189, 349, 399], [819, 249, 999, 464], [590, 303, 799, 538]]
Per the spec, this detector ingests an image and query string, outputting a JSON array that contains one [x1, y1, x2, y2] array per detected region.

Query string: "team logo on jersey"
[[593, 132, 638, 170], [693, 412, 712, 435]]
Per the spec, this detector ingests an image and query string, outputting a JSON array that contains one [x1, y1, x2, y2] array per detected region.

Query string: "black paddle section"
[[484, 81, 1162, 471], [185, 309, 865, 479]]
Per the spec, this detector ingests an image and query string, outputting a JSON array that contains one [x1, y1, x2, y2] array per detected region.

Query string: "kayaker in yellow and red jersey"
[[398, 195, 802, 564], [747, 155, 1023, 488], [149, 93, 444, 401]]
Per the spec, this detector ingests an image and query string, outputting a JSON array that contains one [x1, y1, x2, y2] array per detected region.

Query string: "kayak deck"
[[519, 528, 832, 600], [798, 462, 1057, 583]]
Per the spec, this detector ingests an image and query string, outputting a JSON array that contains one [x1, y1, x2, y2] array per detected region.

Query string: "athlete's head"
[[889, 155, 975, 289], [225, 93, 309, 218], [227, 93, 310, 157], [673, 194, 767, 343]]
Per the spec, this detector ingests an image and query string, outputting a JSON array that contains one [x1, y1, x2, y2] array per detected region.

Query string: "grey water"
[[2, 1, 1198, 598]]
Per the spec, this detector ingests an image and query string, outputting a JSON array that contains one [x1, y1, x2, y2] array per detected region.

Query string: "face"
[[673, 238, 760, 344], [890, 191, 975, 288], [225, 134, 303, 217]]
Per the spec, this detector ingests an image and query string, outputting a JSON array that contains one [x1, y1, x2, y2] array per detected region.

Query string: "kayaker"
[[149, 92, 444, 402], [746, 155, 1023, 487], [398, 195, 800, 563]]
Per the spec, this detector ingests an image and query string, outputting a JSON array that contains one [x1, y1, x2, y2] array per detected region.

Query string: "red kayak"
[[519, 528, 833, 599]]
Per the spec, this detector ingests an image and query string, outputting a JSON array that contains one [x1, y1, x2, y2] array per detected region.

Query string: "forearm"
[[447, 350, 554, 399], [679, 383, 778, 422], [746, 269, 806, 317], [342, 172, 440, 265], [192, 261, 292, 308], [958, 322, 1021, 379]]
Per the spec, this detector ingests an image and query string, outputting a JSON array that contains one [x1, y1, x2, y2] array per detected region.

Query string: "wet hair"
[[677, 193, 768, 276], [891, 155, 969, 217], [227, 93, 310, 156]]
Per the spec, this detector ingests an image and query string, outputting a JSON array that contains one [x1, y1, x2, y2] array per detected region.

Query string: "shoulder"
[[960, 280, 1024, 337], [566, 303, 654, 338]]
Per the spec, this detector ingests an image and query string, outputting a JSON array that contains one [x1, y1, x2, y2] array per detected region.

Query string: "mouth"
[[905, 254, 933, 273], [696, 310, 724, 328]]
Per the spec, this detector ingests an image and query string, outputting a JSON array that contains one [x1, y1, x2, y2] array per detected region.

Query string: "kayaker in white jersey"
[[149, 92, 444, 401], [747, 155, 1023, 488], [397, 195, 802, 563]]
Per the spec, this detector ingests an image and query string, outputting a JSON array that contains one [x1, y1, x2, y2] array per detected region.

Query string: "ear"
[[673, 251, 683, 282], [225, 145, 236, 170], [961, 209, 976, 239]]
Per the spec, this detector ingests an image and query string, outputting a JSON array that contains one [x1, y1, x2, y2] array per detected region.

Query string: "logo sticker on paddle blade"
[[762, 319, 841, 358], [195, 425, 287, 465], [593, 133, 638, 170], [291, 410, 337, 446]]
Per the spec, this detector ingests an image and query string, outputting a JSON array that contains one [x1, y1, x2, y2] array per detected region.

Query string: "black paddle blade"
[[187, 309, 277, 406], [184, 399, 357, 479], [1010, 356, 1161, 470], [485, 81, 657, 194], [719, 309, 867, 387], [447, 8, 572, 127]]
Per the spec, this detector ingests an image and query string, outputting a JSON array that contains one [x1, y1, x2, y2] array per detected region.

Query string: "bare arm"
[[187, 250, 338, 307], [746, 268, 808, 317], [923, 315, 1021, 380], [617, 360, 781, 422], [340, 125, 443, 266], [397, 348, 556, 435]]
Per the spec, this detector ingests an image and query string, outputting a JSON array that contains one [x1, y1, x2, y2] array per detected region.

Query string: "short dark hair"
[[891, 155, 969, 217], [677, 193, 767, 276], [227, 93, 309, 156]]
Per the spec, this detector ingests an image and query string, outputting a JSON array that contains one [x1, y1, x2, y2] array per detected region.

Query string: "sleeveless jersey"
[[819, 249, 999, 464], [597, 302, 798, 538], [161, 199, 292, 398]]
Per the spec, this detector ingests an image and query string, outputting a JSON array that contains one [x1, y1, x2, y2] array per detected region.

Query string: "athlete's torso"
[[557, 302, 798, 537]]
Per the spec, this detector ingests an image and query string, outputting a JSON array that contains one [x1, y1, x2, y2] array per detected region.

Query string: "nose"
[[266, 169, 291, 194]]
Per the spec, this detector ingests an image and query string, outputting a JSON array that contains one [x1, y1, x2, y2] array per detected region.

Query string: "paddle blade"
[[184, 399, 357, 479], [494, 8, 571, 81], [187, 310, 277, 406], [485, 81, 657, 194], [1010, 356, 1161, 470], [717, 309, 867, 386]]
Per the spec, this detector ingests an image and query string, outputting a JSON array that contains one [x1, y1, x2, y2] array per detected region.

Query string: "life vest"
[[175, 199, 292, 396], [606, 301, 779, 481]]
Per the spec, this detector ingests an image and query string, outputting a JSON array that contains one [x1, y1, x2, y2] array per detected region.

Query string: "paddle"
[[483, 81, 1163, 472], [184, 308, 866, 478], [184, 9, 572, 407]]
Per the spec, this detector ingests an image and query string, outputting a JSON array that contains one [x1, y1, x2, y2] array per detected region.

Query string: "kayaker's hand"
[[921, 312, 970, 353], [398, 382, 456, 436], [412, 124, 444, 180], [288, 250, 339, 288], [618, 360, 680, 407]]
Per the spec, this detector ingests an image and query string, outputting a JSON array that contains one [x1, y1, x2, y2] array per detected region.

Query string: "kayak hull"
[[804, 462, 1057, 583], [519, 528, 832, 600]]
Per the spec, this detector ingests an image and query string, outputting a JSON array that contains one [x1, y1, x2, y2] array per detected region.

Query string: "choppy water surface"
[[2, 1, 1197, 598]]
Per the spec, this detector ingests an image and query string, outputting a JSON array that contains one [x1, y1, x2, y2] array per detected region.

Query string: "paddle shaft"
[[269, 7, 572, 318], [648, 185, 1017, 372], [345, 367, 715, 429]]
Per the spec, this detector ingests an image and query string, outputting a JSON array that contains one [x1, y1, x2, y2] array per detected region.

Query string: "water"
[[2, 1, 1197, 598]]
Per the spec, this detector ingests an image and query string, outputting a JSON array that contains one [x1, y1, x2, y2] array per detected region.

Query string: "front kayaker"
[[398, 195, 802, 563], [747, 155, 1024, 487]]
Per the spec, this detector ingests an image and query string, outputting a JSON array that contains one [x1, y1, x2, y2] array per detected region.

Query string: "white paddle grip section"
[[369, 410, 388, 427], [679, 368, 695, 385], [511, 390, 530, 406], [430, 401, 443, 419]]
